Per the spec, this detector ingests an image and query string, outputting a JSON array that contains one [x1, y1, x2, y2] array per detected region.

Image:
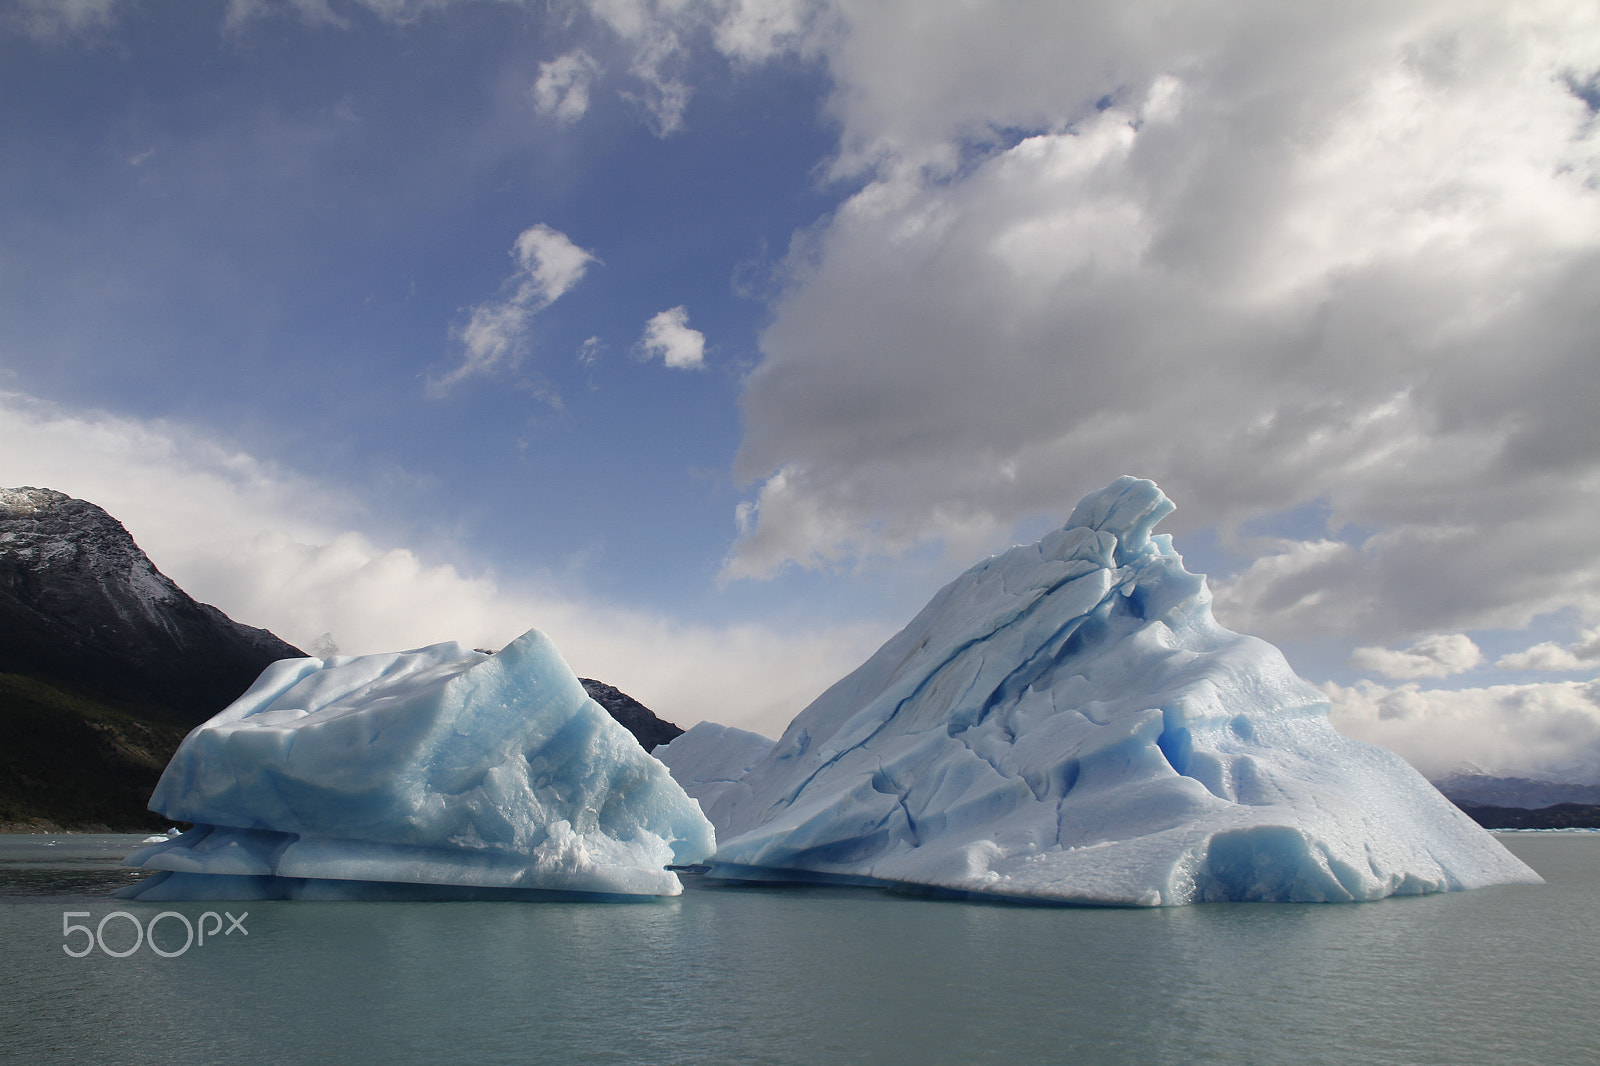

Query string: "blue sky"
[[1, 0, 836, 605], [3, 0, 1599, 783]]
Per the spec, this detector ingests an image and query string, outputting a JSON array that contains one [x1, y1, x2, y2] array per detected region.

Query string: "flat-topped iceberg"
[[118, 629, 714, 901], [705, 477, 1541, 905]]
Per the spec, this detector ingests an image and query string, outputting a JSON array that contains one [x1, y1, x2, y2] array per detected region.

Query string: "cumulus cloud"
[[389, 1, 697, 135], [1498, 628, 1600, 672], [638, 305, 706, 369], [620, 29, 692, 135], [531, 49, 604, 124], [431, 224, 597, 395], [46, 0, 756, 137], [1325, 677, 1600, 783], [0, 389, 879, 735], [1348, 633, 1483, 680], [576, 0, 695, 135], [712, 0, 826, 64], [510, 222, 596, 302], [709, 1, 1600, 652]]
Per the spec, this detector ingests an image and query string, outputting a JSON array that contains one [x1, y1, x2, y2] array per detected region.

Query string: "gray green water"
[[1, 833, 1596, 1065]]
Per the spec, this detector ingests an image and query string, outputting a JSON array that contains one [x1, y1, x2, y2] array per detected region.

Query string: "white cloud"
[[638, 305, 705, 369], [1209, 539, 1363, 637], [712, 0, 825, 64], [431, 224, 598, 395], [577, 335, 603, 369], [1348, 633, 1483, 680], [6, 0, 122, 37], [577, 0, 695, 135], [1209, 495, 1600, 644], [18, 0, 1600, 755], [379, 0, 700, 135], [532, 49, 604, 124], [621, 29, 692, 136], [1325, 677, 1600, 783], [512, 222, 596, 306], [1498, 628, 1600, 672], [712, 1, 1600, 654], [0, 389, 880, 736]]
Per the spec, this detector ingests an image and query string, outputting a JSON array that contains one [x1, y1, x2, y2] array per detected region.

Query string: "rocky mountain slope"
[[579, 678, 684, 752], [1, 487, 307, 830], [0, 486, 684, 830], [0, 487, 305, 722]]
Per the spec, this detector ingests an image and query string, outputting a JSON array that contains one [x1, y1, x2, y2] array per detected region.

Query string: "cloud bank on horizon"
[[2, 0, 1598, 782], [0, 390, 881, 735]]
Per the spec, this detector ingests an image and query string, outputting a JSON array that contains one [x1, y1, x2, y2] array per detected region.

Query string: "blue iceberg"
[[118, 630, 714, 900], [704, 477, 1542, 905]]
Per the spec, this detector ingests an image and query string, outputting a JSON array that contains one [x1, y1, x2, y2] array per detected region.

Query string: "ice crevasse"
[[702, 477, 1542, 905], [117, 630, 714, 901]]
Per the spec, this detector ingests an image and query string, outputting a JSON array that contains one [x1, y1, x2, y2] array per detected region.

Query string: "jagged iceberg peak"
[[120, 629, 714, 901], [706, 477, 1540, 905]]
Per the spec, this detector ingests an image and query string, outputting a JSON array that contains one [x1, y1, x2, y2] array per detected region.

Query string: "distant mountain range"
[[1433, 772, 1600, 829], [1432, 772, 1600, 810], [0, 486, 681, 831]]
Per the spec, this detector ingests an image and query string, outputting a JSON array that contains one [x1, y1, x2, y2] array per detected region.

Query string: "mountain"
[[579, 678, 684, 752], [1456, 804, 1600, 830], [0, 486, 306, 830], [0, 486, 686, 831], [0, 487, 304, 721], [1433, 772, 1600, 810]]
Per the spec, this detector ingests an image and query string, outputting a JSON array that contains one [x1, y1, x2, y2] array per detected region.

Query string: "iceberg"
[[117, 630, 714, 901], [654, 722, 775, 816], [705, 477, 1541, 905]]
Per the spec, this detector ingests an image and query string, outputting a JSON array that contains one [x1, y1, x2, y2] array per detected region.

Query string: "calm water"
[[1, 833, 1596, 1066]]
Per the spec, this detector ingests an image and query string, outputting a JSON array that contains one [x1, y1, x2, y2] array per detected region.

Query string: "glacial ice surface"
[[705, 477, 1542, 905], [118, 629, 714, 900], [655, 722, 775, 816]]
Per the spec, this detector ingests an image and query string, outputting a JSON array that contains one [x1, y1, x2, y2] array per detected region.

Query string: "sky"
[[2, 0, 1598, 783]]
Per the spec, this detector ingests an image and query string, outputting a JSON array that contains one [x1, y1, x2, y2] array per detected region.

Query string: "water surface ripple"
[[1, 833, 1594, 1065]]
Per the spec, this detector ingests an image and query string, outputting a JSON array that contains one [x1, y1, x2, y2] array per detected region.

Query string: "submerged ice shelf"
[[118, 630, 714, 901], [701, 477, 1541, 905]]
